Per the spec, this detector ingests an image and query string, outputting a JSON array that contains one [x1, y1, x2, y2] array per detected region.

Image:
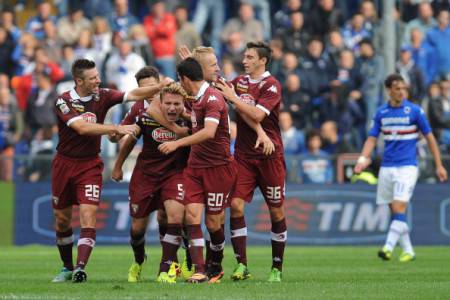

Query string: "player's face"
[[138, 76, 160, 101], [77, 68, 101, 95], [201, 53, 220, 82], [243, 48, 265, 75], [161, 93, 184, 122], [388, 80, 407, 103]]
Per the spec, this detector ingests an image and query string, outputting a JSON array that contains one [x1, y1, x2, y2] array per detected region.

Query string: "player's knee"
[[205, 215, 221, 232], [157, 209, 167, 225], [185, 208, 201, 225], [167, 211, 184, 224], [230, 198, 244, 217], [54, 210, 71, 231], [269, 206, 285, 222]]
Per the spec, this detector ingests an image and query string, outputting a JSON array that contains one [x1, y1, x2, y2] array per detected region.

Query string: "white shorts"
[[376, 166, 419, 205]]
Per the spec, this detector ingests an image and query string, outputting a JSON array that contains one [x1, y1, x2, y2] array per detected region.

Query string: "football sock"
[[271, 218, 287, 271], [76, 228, 96, 269], [160, 224, 182, 273], [158, 223, 167, 247], [208, 228, 225, 266], [187, 224, 205, 273], [384, 213, 408, 252], [182, 226, 193, 269], [230, 216, 247, 265], [56, 228, 74, 271], [205, 231, 211, 267], [399, 223, 414, 254], [130, 230, 146, 265]]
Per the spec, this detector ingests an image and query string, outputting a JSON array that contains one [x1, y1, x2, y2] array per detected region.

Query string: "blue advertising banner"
[[14, 183, 450, 245]]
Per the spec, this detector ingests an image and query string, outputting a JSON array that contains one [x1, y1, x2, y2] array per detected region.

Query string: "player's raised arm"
[[424, 133, 448, 182], [125, 77, 173, 102], [111, 134, 138, 182]]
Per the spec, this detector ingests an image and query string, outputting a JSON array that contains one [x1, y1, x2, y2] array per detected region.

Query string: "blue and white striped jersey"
[[368, 100, 432, 167]]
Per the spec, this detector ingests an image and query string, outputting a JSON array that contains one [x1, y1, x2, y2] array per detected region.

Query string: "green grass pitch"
[[0, 246, 449, 299]]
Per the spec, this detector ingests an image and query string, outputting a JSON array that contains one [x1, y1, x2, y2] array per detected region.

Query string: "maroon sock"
[[158, 224, 167, 246], [182, 226, 192, 269], [230, 216, 247, 265], [187, 224, 205, 274], [160, 224, 182, 273], [56, 229, 74, 271], [271, 218, 287, 271], [208, 228, 225, 266], [76, 228, 96, 269], [205, 237, 211, 267], [130, 230, 146, 265]]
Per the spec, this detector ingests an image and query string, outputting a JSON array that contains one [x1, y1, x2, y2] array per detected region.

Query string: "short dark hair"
[[384, 74, 405, 88], [71, 59, 96, 79], [246, 41, 272, 66], [359, 38, 373, 48], [135, 66, 160, 84], [177, 57, 204, 81], [306, 128, 321, 143]]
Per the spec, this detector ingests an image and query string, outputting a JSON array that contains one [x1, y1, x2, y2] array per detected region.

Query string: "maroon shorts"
[[129, 167, 184, 218], [232, 157, 286, 207], [184, 160, 237, 215], [51, 153, 104, 209]]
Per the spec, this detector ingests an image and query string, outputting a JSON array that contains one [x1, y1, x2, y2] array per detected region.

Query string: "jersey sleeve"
[[256, 79, 281, 116], [204, 94, 223, 124], [368, 110, 381, 137], [54, 97, 81, 126], [121, 103, 139, 125], [417, 107, 432, 135], [102, 88, 125, 109]]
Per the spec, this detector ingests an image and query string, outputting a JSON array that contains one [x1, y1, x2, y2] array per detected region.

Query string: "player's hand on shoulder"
[[179, 45, 193, 60], [174, 126, 190, 138], [255, 133, 275, 156], [158, 141, 179, 155], [436, 165, 448, 182], [216, 78, 236, 102], [111, 167, 123, 182], [117, 124, 139, 137]]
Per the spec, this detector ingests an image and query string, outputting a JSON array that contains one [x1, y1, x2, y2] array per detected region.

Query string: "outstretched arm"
[[69, 119, 139, 137], [125, 78, 173, 102]]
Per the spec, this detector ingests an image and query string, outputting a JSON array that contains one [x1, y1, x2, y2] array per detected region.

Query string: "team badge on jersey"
[[239, 93, 256, 106], [81, 112, 97, 123], [56, 98, 70, 114], [404, 106, 411, 114], [152, 127, 177, 142]]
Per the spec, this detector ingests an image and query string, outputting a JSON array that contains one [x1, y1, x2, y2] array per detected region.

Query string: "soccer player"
[[159, 58, 236, 283], [354, 74, 448, 262], [111, 67, 190, 283], [216, 42, 287, 282], [51, 59, 169, 283]]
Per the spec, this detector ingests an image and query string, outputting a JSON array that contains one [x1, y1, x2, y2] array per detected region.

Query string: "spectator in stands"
[[222, 31, 246, 74], [373, 6, 405, 57], [269, 39, 284, 78], [342, 13, 371, 52], [0, 26, 14, 78], [281, 73, 310, 129], [60, 44, 75, 80], [273, 0, 303, 33], [428, 78, 450, 151], [25, 2, 57, 40], [409, 27, 437, 86], [25, 126, 54, 182], [92, 17, 113, 68], [41, 20, 61, 64], [395, 46, 425, 104], [402, 2, 437, 46], [299, 128, 333, 183], [105, 38, 145, 92], [276, 11, 309, 57], [358, 38, 384, 127], [221, 2, 264, 45], [276, 51, 300, 85], [280, 110, 305, 155], [320, 120, 355, 154], [73, 29, 97, 62], [1, 9, 21, 43], [144, 0, 177, 78], [305, 0, 344, 38], [325, 29, 347, 69], [174, 5, 201, 64], [359, 0, 379, 38], [25, 71, 57, 136], [11, 32, 37, 76], [57, 7, 91, 46], [192, 0, 225, 53], [245, 0, 272, 40], [128, 24, 154, 66], [108, 0, 139, 38], [299, 38, 332, 99], [0, 84, 23, 181], [221, 58, 238, 81], [333, 49, 363, 93], [426, 10, 450, 80]]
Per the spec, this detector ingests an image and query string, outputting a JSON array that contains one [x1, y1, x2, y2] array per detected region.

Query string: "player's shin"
[[56, 229, 74, 271], [76, 228, 96, 269], [187, 224, 206, 274], [160, 224, 182, 273], [230, 216, 248, 265], [270, 218, 287, 271], [130, 230, 146, 265]]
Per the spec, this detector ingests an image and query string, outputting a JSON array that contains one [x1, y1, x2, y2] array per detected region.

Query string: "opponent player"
[[111, 67, 190, 283], [159, 58, 236, 283], [354, 74, 447, 262], [51, 59, 169, 283], [216, 42, 287, 282]]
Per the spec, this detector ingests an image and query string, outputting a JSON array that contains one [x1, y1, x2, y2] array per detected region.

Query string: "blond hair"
[[160, 82, 188, 101], [192, 46, 215, 65]]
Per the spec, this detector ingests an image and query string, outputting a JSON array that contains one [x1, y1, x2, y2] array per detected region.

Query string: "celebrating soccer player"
[[51, 59, 170, 283], [216, 42, 287, 282], [354, 74, 448, 262], [158, 58, 236, 283]]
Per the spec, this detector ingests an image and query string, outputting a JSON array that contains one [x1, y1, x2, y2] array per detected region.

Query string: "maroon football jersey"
[[55, 88, 124, 158], [188, 82, 233, 168], [231, 71, 284, 159], [121, 101, 189, 176]]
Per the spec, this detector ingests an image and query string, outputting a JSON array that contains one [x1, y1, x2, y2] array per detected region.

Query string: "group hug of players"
[[50, 41, 287, 284]]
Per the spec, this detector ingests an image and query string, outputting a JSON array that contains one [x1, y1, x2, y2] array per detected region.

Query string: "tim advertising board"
[[14, 183, 450, 245]]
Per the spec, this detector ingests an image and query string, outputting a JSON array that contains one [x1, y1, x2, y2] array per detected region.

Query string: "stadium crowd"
[[1, 0, 450, 183]]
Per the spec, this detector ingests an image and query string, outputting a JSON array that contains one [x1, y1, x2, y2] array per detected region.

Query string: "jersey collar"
[[70, 88, 94, 102], [246, 71, 271, 84], [195, 81, 209, 102]]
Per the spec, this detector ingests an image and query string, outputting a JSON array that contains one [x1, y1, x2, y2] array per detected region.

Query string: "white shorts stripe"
[[56, 235, 74, 246], [231, 227, 247, 238], [77, 238, 96, 248], [271, 231, 287, 242]]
